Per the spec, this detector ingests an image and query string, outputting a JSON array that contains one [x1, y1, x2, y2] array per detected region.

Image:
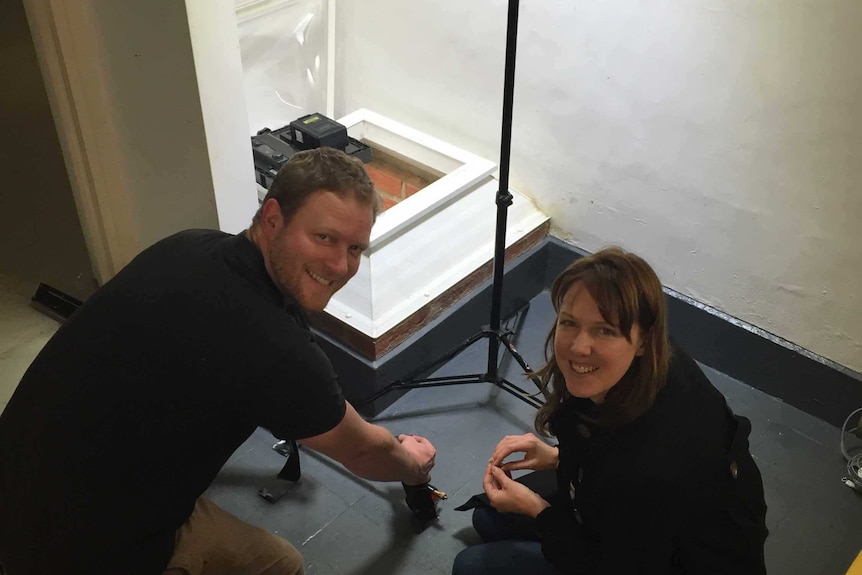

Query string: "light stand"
[[357, 0, 545, 412], [263, 0, 542, 502]]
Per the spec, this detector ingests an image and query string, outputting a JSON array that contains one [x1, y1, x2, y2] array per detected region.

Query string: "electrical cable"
[[840, 407, 862, 491]]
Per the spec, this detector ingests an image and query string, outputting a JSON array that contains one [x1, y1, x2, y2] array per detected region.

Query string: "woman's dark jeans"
[[452, 506, 558, 575]]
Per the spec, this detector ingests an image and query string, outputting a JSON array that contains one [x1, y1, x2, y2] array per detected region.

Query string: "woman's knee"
[[471, 506, 501, 542], [471, 506, 538, 543], [452, 545, 486, 575], [453, 540, 554, 575]]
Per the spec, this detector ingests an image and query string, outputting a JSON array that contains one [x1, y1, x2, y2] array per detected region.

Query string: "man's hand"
[[483, 464, 550, 517], [489, 433, 558, 472], [398, 434, 436, 485], [299, 403, 435, 485]]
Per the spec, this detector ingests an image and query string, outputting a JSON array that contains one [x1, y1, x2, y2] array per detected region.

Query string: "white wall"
[[75, 0, 226, 252], [186, 0, 259, 233], [335, 0, 862, 373]]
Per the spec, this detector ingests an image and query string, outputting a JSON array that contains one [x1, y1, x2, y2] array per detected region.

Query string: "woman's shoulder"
[[662, 342, 731, 413], [627, 345, 735, 468]]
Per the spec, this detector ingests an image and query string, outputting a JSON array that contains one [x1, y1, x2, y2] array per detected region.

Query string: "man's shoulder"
[[149, 228, 234, 253], [91, 228, 272, 327], [169, 228, 233, 242], [122, 229, 234, 272]]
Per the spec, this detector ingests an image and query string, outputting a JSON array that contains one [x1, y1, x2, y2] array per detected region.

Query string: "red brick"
[[366, 163, 403, 197], [381, 194, 399, 211], [403, 176, 424, 198]]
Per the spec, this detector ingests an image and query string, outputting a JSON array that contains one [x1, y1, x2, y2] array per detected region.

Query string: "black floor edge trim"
[[546, 237, 862, 428], [320, 236, 862, 426]]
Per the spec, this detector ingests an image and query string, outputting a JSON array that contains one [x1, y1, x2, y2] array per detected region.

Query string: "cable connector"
[[841, 408, 862, 491], [403, 482, 446, 522]]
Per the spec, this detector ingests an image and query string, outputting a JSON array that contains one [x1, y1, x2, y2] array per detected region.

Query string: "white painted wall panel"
[[335, 0, 862, 372], [187, 0, 259, 233]]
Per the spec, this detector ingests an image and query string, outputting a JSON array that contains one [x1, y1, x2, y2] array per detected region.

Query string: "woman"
[[452, 247, 768, 575]]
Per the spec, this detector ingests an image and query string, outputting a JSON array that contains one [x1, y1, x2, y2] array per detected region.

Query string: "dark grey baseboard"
[[664, 289, 862, 428], [319, 236, 862, 428], [314, 239, 550, 416]]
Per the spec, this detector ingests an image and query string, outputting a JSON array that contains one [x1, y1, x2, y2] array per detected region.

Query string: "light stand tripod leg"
[[485, 0, 521, 383], [356, 373, 487, 410], [356, 301, 541, 411], [496, 377, 544, 409], [354, 330, 491, 410], [353, 0, 535, 416], [497, 336, 546, 399]]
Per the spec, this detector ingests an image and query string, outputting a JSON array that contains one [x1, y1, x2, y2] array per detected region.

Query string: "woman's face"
[[554, 283, 645, 404]]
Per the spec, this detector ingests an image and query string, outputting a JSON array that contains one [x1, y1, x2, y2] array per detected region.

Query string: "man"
[[0, 148, 436, 574]]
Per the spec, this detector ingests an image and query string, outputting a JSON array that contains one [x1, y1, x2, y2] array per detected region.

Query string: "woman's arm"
[[482, 464, 551, 516], [489, 433, 559, 472]]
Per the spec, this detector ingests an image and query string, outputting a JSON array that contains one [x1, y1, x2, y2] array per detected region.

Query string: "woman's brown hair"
[[534, 246, 670, 435]]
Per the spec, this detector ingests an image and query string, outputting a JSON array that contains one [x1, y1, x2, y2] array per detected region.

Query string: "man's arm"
[[299, 402, 435, 485]]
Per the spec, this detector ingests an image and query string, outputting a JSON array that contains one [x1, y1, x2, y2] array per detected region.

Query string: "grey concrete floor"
[[0, 273, 60, 415], [2, 275, 861, 574]]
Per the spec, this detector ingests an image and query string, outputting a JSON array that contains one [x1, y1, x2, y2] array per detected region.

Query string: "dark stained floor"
[[205, 291, 862, 575]]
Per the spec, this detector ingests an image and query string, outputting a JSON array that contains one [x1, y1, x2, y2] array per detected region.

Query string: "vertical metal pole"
[[487, 0, 520, 380]]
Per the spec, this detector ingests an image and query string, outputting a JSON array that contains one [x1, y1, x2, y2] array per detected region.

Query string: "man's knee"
[[168, 497, 305, 575], [271, 545, 304, 575], [251, 528, 304, 575]]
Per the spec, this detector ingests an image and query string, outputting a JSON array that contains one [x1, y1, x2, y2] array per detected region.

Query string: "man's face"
[[264, 190, 373, 311]]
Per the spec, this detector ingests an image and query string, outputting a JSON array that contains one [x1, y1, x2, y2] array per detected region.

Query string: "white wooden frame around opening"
[[23, 0, 258, 285], [317, 109, 547, 341]]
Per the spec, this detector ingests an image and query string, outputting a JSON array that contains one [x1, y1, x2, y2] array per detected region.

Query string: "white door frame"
[[23, 0, 138, 284], [22, 0, 258, 285]]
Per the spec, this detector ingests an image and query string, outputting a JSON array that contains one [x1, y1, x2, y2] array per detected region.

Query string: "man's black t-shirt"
[[0, 230, 346, 574]]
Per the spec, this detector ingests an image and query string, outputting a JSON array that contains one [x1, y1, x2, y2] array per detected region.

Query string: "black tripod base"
[[362, 372, 544, 410], [259, 439, 300, 503], [356, 306, 546, 413]]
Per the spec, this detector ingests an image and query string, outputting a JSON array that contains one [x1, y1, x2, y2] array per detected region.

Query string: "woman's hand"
[[489, 433, 559, 472], [483, 464, 550, 517]]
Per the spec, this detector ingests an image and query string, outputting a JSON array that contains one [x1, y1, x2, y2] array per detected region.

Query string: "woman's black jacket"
[[535, 345, 769, 574]]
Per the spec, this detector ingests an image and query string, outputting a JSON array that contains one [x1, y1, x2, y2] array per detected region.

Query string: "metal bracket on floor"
[[258, 439, 301, 503]]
